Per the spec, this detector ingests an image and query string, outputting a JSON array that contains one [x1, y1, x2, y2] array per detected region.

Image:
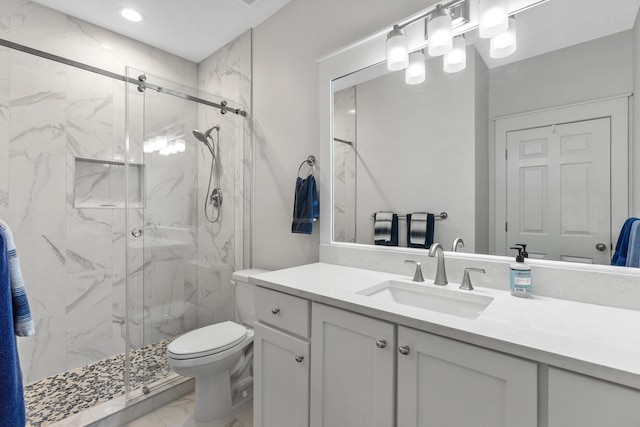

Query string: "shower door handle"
[[131, 228, 143, 238]]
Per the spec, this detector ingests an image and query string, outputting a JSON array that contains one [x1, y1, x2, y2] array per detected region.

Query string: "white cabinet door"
[[397, 326, 537, 427], [254, 323, 310, 427], [548, 367, 640, 427], [310, 303, 395, 427]]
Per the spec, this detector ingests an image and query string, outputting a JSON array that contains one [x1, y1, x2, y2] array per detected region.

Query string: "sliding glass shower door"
[[124, 67, 247, 395]]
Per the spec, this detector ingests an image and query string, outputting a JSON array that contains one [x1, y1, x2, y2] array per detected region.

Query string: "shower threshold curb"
[[41, 376, 194, 427]]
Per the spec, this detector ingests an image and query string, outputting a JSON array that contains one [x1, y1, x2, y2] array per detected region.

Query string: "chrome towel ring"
[[297, 155, 316, 178]]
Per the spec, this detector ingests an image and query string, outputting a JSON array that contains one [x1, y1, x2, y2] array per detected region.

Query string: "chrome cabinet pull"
[[131, 228, 143, 238], [398, 345, 410, 355], [376, 340, 387, 348], [295, 355, 304, 363], [271, 308, 280, 315], [596, 243, 607, 252]]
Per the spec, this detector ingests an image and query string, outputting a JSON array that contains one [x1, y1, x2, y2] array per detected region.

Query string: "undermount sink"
[[356, 280, 494, 319]]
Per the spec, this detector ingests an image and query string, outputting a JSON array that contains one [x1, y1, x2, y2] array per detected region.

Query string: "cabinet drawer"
[[256, 287, 310, 338]]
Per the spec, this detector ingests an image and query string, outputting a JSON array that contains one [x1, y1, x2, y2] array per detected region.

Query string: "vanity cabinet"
[[547, 367, 640, 427], [310, 303, 537, 427], [310, 303, 396, 427], [397, 325, 537, 427], [254, 287, 311, 427]]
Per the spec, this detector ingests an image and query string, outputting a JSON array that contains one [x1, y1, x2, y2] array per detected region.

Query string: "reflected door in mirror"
[[506, 117, 611, 264]]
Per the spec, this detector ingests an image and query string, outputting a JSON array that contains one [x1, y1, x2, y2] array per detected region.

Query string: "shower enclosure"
[[124, 68, 249, 395], [2, 34, 250, 425]]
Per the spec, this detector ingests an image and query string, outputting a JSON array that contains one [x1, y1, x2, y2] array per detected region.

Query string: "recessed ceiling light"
[[120, 8, 143, 22]]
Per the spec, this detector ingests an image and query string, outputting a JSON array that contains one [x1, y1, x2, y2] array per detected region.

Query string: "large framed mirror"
[[322, 0, 639, 266]]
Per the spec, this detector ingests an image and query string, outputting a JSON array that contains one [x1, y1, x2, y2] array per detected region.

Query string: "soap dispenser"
[[509, 246, 532, 297]]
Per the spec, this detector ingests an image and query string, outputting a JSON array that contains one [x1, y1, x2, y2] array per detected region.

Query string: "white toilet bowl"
[[167, 321, 254, 423]]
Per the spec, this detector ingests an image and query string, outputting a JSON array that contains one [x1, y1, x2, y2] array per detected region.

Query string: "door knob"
[[398, 345, 410, 355], [596, 243, 607, 252]]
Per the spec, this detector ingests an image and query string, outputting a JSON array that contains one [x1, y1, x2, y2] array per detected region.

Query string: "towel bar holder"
[[371, 212, 448, 220], [297, 155, 316, 178]]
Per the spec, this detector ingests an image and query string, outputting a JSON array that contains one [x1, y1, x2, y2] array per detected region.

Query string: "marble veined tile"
[[66, 67, 114, 160], [13, 232, 66, 382], [9, 60, 67, 155], [10, 0, 67, 57], [65, 270, 113, 370], [0, 49, 8, 220], [65, 208, 113, 274], [9, 150, 66, 236]]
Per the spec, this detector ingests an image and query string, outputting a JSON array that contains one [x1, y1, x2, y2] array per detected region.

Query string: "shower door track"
[[0, 37, 247, 117]]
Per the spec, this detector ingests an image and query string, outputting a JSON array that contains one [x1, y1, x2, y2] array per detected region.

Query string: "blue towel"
[[374, 212, 398, 246], [0, 220, 34, 337], [292, 175, 319, 234], [407, 213, 435, 249], [626, 221, 640, 268], [611, 217, 639, 266], [0, 233, 27, 427]]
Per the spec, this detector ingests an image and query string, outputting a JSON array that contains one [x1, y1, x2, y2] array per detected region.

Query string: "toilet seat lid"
[[167, 321, 247, 358]]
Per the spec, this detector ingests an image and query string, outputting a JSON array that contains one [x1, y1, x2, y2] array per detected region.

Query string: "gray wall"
[[489, 31, 633, 118], [251, 0, 434, 270]]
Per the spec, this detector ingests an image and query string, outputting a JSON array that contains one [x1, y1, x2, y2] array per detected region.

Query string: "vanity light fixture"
[[120, 8, 143, 22], [478, 0, 509, 38], [405, 50, 426, 85], [386, 25, 409, 71], [427, 5, 453, 57], [443, 36, 466, 73], [490, 16, 517, 58]]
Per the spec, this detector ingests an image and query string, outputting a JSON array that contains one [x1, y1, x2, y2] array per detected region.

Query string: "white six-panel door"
[[506, 117, 611, 263]]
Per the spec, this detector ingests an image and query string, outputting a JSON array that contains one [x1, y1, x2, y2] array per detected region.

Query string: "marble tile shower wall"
[[0, 0, 251, 384], [196, 31, 252, 329]]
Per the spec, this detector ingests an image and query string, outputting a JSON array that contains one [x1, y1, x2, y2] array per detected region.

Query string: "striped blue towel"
[[0, 220, 35, 337], [0, 232, 27, 426]]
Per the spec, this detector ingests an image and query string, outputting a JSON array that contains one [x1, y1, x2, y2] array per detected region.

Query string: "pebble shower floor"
[[24, 339, 172, 427]]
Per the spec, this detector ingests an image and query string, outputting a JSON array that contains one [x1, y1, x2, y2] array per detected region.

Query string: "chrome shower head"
[[192, 125, 220, 155]]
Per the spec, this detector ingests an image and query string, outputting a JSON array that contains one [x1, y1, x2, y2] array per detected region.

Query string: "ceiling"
[[30, 0, 290, 63]]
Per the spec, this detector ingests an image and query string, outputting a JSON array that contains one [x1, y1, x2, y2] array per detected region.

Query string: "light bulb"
[[405, 51, 426, 85], [174, 139, 186, 153], [386, 25, 409, 71], [443, 37, 466, 73], [427, 5, 453, 57], [490, 17, 517, 59], [479, 0, 508, 38], [120, 8, 143, 22]]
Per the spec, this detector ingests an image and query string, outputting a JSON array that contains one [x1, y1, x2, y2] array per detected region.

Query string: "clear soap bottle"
[[510, 246, 531, 297]]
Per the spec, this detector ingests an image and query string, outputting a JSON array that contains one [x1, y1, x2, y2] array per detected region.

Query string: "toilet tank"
[[232, 269, 269, 328]]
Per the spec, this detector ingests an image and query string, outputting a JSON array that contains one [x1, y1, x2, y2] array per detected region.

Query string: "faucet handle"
[[460, 268, 485, 291], [404, 260, 425, 282]]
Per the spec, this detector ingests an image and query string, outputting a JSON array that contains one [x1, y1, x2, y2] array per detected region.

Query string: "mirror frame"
[[317, 0, 636, 274]]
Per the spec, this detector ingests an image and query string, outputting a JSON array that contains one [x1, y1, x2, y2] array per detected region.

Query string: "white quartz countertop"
[[250, 262, 640, 390]]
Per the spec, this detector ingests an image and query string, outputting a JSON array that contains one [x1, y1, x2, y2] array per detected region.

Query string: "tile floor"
[[122, 393, 253, 427], [25, 339, 173, 427]]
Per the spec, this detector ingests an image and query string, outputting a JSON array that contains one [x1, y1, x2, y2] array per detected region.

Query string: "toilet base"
[[193, 370, 232, 423]]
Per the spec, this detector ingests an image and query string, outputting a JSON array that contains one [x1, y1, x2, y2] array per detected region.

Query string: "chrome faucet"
[[460, 268, 485, 291], [428, 243, 448, 285], [404, 260, 425, 282], [452, 237, 465, 252]]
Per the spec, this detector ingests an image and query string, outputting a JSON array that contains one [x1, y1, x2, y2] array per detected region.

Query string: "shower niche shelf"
[[74, 157, 144, 209]]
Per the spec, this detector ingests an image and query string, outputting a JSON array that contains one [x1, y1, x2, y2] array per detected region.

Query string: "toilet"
[[166, 269, 268, 423]]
